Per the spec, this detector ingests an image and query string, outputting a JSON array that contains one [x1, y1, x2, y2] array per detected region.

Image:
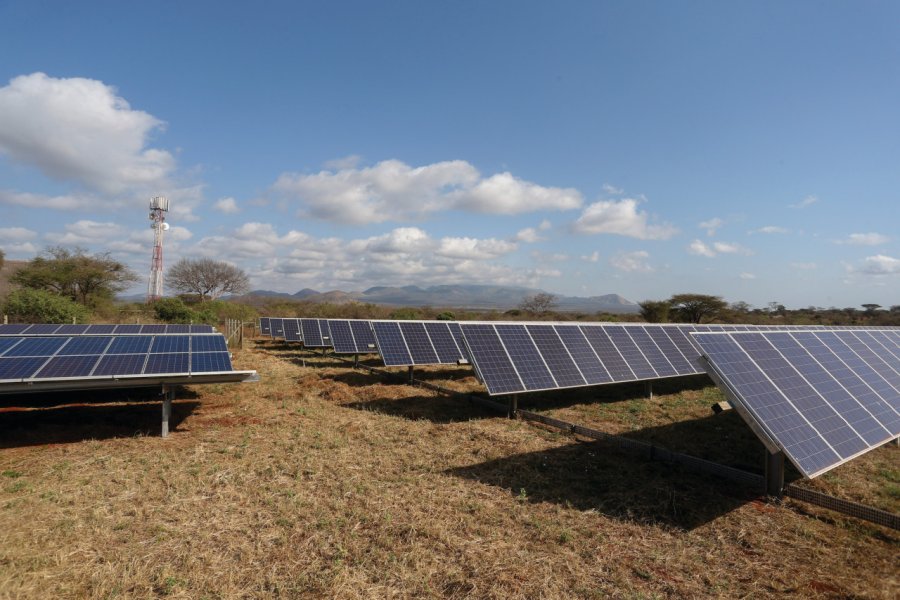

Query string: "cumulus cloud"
[[750, 225, 789, 234], [836, 232, 890, 246], [688, 239, 751, 257], [581, 251, 600, 263], [45, 220, 125, 245], [0, 189, 103, 211], [699, 217, 723, 236], [790, 195, 818, 209], [437, 237, 517, 259], [0, 72, 174, 194], [214, 197, 240, 214], [602, 183, 624, 195], [0, 227, 37, 242], [610, 250, 653, 273], [573, 198, 677, 240], [514, 227, 543, 243], [854, 255, 900, 276], [272, 159, 582, 224], [688, 239, 716, 257]]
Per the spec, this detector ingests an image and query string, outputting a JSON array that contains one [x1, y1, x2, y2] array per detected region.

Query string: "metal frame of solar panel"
[[325, 319, 379, 354], [457, 322, 846, 396], [0, 324, 216, 335], [0, 332, 256, 395], [269, 318, 286, 339], [693, 329, 900, 479], [369, 320, 469, 366]]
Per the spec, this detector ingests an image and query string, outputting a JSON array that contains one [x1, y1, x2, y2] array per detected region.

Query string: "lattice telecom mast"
[[147, 196, 170, 302]]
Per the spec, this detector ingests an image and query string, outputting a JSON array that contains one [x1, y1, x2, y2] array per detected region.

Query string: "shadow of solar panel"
[[93, 354, 148, 376], [35, 355, 101, 378], [114, 325, 143, 334], [145, 353, 189, 374], [55, 324, 90, 335], [57, 336, 113, 355], [107, 336, 153, 354], [192, 352, 232, 372], [371, 321, 412, 366], [4, 337, 68, 357], [151, 336, 191, 353], [192, 335, 228, 352], [0, 357, 47, 380], [399, 322, 438, 365]]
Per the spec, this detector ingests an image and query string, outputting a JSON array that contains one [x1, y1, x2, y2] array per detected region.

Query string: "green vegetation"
[[2, 287, 90, 323]]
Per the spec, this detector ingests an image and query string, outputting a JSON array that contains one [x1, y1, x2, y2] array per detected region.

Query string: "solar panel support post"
[[353, 354, 359, 368], [161, 384, 174, 438], [645, 381, 653, 400], [765, 449, 785, 498], [407, 365, 414, 384], [508, 394, 518, 419]]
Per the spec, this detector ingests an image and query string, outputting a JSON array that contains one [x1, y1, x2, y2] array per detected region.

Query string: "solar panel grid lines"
[[525, 325, 586, 388], [371, 321, 413, 366], [398, 321, 440, 365], [318, 320, 332, 345], [552, 325, 613, 385], [457, 323, 525, 395], [349, 320, 378, 353], [424, 322, 467, 363], [270, 318, 286, 339], [327, 320, 357, 353], [300, 318, 325, 347], [259, 317, 271, 335], [694, 329, 900, 478], [283, 318, 302, 342]]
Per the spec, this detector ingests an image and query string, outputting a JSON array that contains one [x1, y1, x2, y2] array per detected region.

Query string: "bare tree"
[[166, 258, 250, 301], [519, 292, 558, 313]]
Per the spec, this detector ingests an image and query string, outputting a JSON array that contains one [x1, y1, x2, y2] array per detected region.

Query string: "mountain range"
[[241, 284, 640, 313]]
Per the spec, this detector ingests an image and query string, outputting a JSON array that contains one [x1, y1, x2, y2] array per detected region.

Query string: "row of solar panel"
[[0, 323, 216, 336], [0, 334, 233, 381], [259, 317, 379, 353], [695, 329, 900, 478]]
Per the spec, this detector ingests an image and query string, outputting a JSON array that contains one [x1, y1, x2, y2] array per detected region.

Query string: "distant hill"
[[241, 284, 639, 313]]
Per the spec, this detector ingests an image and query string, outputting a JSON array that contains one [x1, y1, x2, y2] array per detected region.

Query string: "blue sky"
[[1, 1, 898, 309]]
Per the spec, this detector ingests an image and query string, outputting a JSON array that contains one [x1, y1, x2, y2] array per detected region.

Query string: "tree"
[[166, 258, 250, 301], [0, 248, 5, 271], [519, 292, 558, 313], [153, 297, 198, 324], [861, 303, 881, 315], [11, 246, 138, 307], [3, 288, 90, 323], [638, 300, 670, 323], [668, 293, 727, 324]]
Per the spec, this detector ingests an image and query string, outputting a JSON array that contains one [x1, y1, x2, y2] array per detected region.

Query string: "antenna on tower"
[[147, 196, 170, 303]]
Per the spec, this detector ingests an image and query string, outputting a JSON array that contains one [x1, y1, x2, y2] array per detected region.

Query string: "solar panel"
[[0, 324, 30, 335], [259, 317, 271, 335], [369, 320, 472, 366], [35, 355, 101, 378], [318, 319, 332, 346], [371, 321, 412, 366], [399, 322, 439, 364], [55, 324, 90, 335], [424, 322, 467, 363], [150, 336, 191, 353], [0, 324, 216, 336], [191, 352, 233, 372], [350, 320, 378, 353], [300, 318, 325, 347], [192, 335, 228, 352], [283, 318, 302, 342], [93, 354, 148, 377], [694, 329, 900, 478], [328, 320, 357, 353], [0, 357, 49, 380], [270, 318, 286, 339]]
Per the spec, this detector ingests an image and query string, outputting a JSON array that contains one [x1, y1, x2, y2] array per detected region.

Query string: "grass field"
[[0, 338, 897, 599]]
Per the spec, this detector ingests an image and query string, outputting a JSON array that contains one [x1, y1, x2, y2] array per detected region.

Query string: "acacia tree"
[[166, 258, 250, 301], [11, 246, 138, 307], [519, 292, 558, 313], [638, 300, 670, 323], [668, 293, 727, 324]]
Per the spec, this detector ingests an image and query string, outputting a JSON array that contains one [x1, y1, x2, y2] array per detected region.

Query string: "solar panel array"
[[694, 329, 900, 478], [297, 318, 332, 348], [370, 320, 469, 366], [327, 319, 378, 354], [0, 324, 215, 335], [0, 332, 244, 390]]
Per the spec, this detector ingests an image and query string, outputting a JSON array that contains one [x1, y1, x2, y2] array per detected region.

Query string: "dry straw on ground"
[[0, 339, 897, 599]]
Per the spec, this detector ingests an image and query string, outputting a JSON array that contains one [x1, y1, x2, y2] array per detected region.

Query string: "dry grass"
[[0, 339, 897, 599]]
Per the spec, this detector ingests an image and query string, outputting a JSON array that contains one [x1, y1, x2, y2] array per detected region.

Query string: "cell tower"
[[147, 196, 170, 303]]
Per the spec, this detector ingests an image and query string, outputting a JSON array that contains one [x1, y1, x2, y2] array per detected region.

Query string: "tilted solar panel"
[[283, 318, 302, 342], [349, 320, 378, 353], [328, 320, 357, 353], [270, 318, 286, 339], [318, 320, 332, 346], [694, 329, 900, 478], [371, 321, 412, 365], [259, 317, 271, 336], [369, 320, 472, 366], [300, 318, 324, 347]]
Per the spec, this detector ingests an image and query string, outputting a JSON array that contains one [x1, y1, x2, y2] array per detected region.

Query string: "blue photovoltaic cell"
[[35, 355, 101, 378], [424, 322, 466, 363], [140, 324, 167, 334], [191, 352, 232, 372], [144, 353, 189, 374], [167, 324, 191, 334], [399, 322, 439, 365], [0, 324, 30, 335], [318, 320, 332, 345], [24, 324, 62, 334], [4, 337, 68, 357], [259, 317, 271, 335], [663, 326, 703, 370], [93, 354, 148, 376], [328, 320, 357, 354], [837, 331, 900, 392], [86, 324, 116, 334], [446, 322, 469, 360], [372, 321, 412, 366], [349, 321, 377, 352], [107, 336, 153, 354], [579, 327, 635, 381], [300, 319, 323, 346], [495, 324, 556, 391], [0, 338, 23, 356], [526, 325, 585, 388], [114, 324, 143, 334], [646, 327, 695, 374], [603, 327, 657, 379], [192, 335, 228, 352], [553, 326, 612, 385], [459, 324, 524, 394], [625, 327, 677, 378], [151, 336, 191, 353], [190, 325, 215, 334], [57, 336, 112, 356], [270, 318, 285, 338], [55, 324, 90, 335], [284, 319, 302, 342], [0, 357, 47, 380]]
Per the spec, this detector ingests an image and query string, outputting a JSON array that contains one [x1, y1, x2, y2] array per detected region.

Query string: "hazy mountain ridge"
[[242, 284, 639, 313]]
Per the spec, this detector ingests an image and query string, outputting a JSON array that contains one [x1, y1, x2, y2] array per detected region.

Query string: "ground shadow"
[[344, 393, 496, 424], [446, 437, 760, 530], [0, 388, 199, 448]]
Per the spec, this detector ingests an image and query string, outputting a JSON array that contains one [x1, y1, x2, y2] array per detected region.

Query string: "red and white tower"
[[147, 196, 170, 303]]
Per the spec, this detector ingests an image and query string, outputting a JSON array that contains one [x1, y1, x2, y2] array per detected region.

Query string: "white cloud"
[[699, 217, 723, 236], [790, 195, 818, 209], [0, 189, 103, 211], [514, 227, 543, 243], [214, 197, 240, 214], [750, 225, 789, 234], [712, 241, 752, 255], [836, 232, 890, 246], [688, 239, 751, 257], [855, 255, 900, 276], [538, 219, 552, 230], [573, 198, 677, 240], [0, 227, 37, 242], [272, 159, 581, 224], [688, 239, 716, 257], [581, 251, 600, 263], [610, 250, 653, 273], [45, 220, 124, 245], [437, 237, 517, 259], [602, 183, 623, 195], [0, 73, 174, 194], [739, 272, 756, 280]]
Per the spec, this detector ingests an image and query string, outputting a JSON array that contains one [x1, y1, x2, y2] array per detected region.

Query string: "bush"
[[153, 298, 198, 324], [436, 311, 456, 320], [389, 308, 422, 320], [3, 288, 90, 323]]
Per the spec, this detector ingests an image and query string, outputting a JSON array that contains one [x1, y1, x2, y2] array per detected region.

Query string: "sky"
[[0, 1, 898, 309]]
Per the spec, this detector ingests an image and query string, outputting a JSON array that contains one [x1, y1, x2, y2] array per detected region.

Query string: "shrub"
[[3, 288, 90, 323], [153, 297, 198, 324], [436, 311, 456, 320]]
